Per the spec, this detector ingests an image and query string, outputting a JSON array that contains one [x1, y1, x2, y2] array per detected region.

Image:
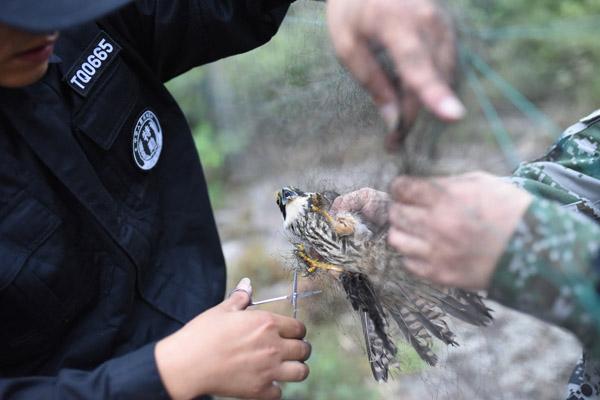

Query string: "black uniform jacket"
[[0, 1, 289, 398]]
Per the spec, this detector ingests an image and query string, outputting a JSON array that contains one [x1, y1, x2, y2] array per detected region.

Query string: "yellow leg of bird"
[[309, 197, 356, 237], [310, 203, 335, 224], [295, 244, 344, 273]]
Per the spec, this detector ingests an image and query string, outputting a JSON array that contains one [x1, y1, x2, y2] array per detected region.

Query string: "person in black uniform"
[[0, 0, 458, 399], [0, 2, 309, 399]]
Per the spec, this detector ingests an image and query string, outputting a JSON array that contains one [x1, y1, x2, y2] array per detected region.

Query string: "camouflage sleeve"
[[489, 111, 600, 357], [510, 116, 600, 222], [489, 198, 600, 357]]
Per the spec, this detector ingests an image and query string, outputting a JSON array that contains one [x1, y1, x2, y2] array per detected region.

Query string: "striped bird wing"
[[372, 242, 493, 328], [371, 249, 492, 366], [387, 304, 439, 365]]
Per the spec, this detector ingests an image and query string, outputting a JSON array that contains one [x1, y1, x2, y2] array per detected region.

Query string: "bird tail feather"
[[360, 311, 396, 382], [340, 272, 397, 381]]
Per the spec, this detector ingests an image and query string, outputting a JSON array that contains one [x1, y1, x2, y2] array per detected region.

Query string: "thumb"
[[330, 189, 369, 215], [224, 277, 253, 311]]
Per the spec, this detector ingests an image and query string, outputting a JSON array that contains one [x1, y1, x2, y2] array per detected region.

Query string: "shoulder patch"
[[64, 31, 121, 97], [132, 110, 163, 171]]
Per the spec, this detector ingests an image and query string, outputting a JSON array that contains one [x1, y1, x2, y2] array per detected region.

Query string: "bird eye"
[[283, 189, 293, 199]]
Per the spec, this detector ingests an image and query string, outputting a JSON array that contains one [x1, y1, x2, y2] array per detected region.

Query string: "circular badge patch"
[[132, 110, 163, 170]]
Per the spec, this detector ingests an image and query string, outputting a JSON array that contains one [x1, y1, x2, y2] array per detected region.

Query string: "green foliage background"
[[457, 0, 600, 105]]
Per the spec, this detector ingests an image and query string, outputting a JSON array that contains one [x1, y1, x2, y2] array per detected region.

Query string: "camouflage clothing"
[[490, 110, 600, 399], [567, 355, 600, 400]]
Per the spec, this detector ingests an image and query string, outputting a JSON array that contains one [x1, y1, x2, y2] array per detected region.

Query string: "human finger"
[[224, 277, 253, 311], [332, 188, 390, 227], [420, 4, 457, 84], [388, 204, 428, 235], [335, 39, 400, 127], [274, 361, 310, 383], [418, 11, 462, 121], [390, 176, 441, 207], [385, 94, 420, 150], [381, 28, 465, 121], [331, 188, 385, 214], [330, 189, 369, 215], [281, 339, 312, 361], [402, 257, 436, 280], [271, 314, 306, 339], [388, 227, 431, 257], [432, 26, 457, 84]]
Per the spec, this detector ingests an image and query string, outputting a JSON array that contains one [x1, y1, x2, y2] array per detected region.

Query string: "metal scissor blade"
[[250, 290, 322, 306], [250, 295, 290, 306]]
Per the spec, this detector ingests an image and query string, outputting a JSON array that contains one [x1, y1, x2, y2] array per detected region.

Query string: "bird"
[[275, 186, 493, 382]]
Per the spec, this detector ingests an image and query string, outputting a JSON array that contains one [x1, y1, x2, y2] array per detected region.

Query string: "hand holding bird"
[[275, 186, 493, 382]]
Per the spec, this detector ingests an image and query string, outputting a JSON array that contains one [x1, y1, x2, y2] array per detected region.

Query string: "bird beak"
[[275, 190, 287, 220], [275, 190, 283, 205]]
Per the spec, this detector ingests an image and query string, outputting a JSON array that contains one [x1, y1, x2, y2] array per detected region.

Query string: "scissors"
[[250, 270, 321, 318]]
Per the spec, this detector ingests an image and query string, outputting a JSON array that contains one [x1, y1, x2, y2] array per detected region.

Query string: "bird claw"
[[310, 198, 335, 225], [309, 196, 356, 238], [294, 243, 343, 274]]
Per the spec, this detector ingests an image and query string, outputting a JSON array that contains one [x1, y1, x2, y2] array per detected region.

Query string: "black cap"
[[0, 0, 133, 33]]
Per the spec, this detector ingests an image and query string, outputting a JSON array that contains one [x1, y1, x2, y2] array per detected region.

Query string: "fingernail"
[[379, 103, 400, 132], [303, 339, 312, 360], [236, 277, 252, 294], [438, 97, 466, 120]]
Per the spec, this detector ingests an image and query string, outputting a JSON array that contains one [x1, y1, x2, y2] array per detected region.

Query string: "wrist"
[[155, 333, 209, 400]]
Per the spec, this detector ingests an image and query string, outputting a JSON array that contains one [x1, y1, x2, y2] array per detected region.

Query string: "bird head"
[[275, 186, 311, 228]]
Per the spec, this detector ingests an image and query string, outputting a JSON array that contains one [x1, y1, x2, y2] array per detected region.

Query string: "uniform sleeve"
[[489, 199, 600, 357], [99, 0, 293, 81], [489, 118, 600, 357], [0, 343, 169, 399], [509, 122, 600, 222]]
